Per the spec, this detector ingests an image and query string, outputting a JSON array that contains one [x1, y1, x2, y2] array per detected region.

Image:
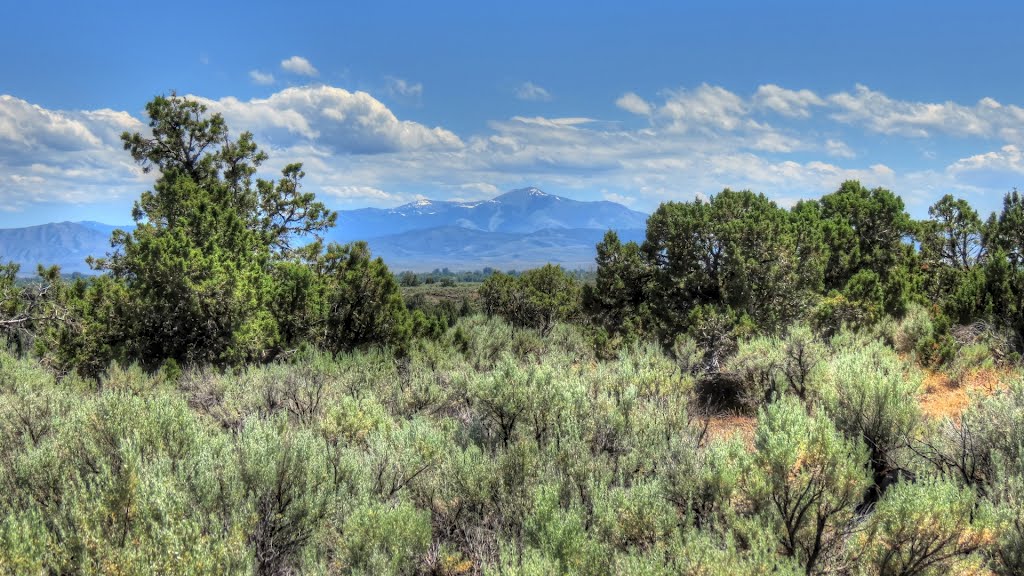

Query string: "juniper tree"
[[86, 93, 336, 367]]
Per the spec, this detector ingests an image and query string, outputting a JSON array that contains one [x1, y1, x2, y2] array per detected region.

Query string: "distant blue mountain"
[[329, 187, 649, 243], [0, 188, 649, 274], [75, 221, 131, 236], [0, 222, 116, 275], [363, 225, 646, 272]]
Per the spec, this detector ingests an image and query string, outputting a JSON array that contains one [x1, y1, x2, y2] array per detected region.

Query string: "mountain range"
[[1, 188, 648, 275]]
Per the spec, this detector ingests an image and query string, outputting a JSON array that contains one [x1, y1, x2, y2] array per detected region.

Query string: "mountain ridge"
[[1, 188, 648, 275], [328, 187, 649, 243]]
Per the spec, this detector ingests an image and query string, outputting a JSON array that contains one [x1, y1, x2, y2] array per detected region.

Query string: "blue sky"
[[3, 0, 1024, 227]]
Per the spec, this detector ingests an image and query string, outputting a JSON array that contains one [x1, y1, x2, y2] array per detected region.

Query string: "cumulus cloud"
[[0, 95, 103, 151], [829, 84, 994, 137], [604, 192, 636, 206], [0, 95, 147, 210], [454, 182, 501, 196], [192, 86, 464, 154], [249, 70, 275, 85], [657, 84, 748, 132], [280, 56, 318, 77], [942, 145, 1024, 193], [753, 84, 825, 118], [749, 129, 803, 153], [948, 145, 1024, 175], [616, 92, 652, 116], [516, 81, 552, 102], [319, 184, 397, 201], [12, 80, 1024, 220]]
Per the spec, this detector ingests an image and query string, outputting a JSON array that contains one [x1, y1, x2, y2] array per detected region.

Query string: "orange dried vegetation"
[[918, 367, 1008, 421], [705, 413, 756, 448]]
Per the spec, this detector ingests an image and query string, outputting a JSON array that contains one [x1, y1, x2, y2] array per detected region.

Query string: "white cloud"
[[507, 116, 595, 128], [604, 192, 636, 206], [319, 185, 396, 201], [192, 85, 463, 154], [280, 56, 318, 77], [386, 76, 423, 98], [825, 139, 855, 158], [657, 84, 747, 132], [516, 81, 552, 102], [749, 130, 803, 153], [454, 182, 500, 195], [753, 84, 825, 118], [616, 92, 652, 116], [0, 95, 147, 209], [829, 84, 993, 138], [249, 70, 275, 85], [948, 145, 1024, 174], [13, 80, 1024, 221], [0, 95, 102, 151], [944, 145, 1024, 196]]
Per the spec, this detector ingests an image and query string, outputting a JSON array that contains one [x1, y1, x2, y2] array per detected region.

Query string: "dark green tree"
[[319, 241, 411, 353], [86, 94, 335, 368], [919, 195, 985, 322], [0, 264, 66, 355], [480, 264, 580, 336], [518, 264, 582, 336], [981, 190, 1024, 339], [986, 189, 1024, 269], [818, 181, 915, 315], [922, 194, 984, 271], [583, 231, 653, 346], [640, 189, 816, 341]]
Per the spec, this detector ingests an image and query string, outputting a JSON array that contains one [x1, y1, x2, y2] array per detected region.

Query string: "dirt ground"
[[918, 367, 1007, 421], [703, 366, 1014, 448]]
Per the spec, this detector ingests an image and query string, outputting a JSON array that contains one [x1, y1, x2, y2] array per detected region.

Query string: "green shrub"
[[725, 335, 783, 411], [236, 416, 331, 575], [673, 529, 803, 576], [893, 303, 934, 355], [817, 339, 920, 487], [948, 342, 997, 386], [750, 397, 871, 575], [662, 438, 746, 533], [779, 324, 825, 400], [857, 479, 987, 576], [327, 500, 431, 575], [990, 463, 1024, 576], [524, 483, 609, 574]]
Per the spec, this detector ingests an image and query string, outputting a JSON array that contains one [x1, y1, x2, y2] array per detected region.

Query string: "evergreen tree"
[[87, 94, 335, 368], [583, 231, 652, 340], [919, 194, 985, 322], [479, 265, 580, 335], [640, 189, 815, 341], [981, 190, 1024, 339], [319, 241, 412, 353], [818, 180, 915, 315]]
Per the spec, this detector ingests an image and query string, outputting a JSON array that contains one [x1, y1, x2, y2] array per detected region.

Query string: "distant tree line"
[[396, 268, 596, 288]]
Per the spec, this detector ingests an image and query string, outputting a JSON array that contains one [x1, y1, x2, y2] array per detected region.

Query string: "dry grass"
[[919, 367, 1009, 421], [705, 412, 756, 448], [703, 366, 1013, 443]]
